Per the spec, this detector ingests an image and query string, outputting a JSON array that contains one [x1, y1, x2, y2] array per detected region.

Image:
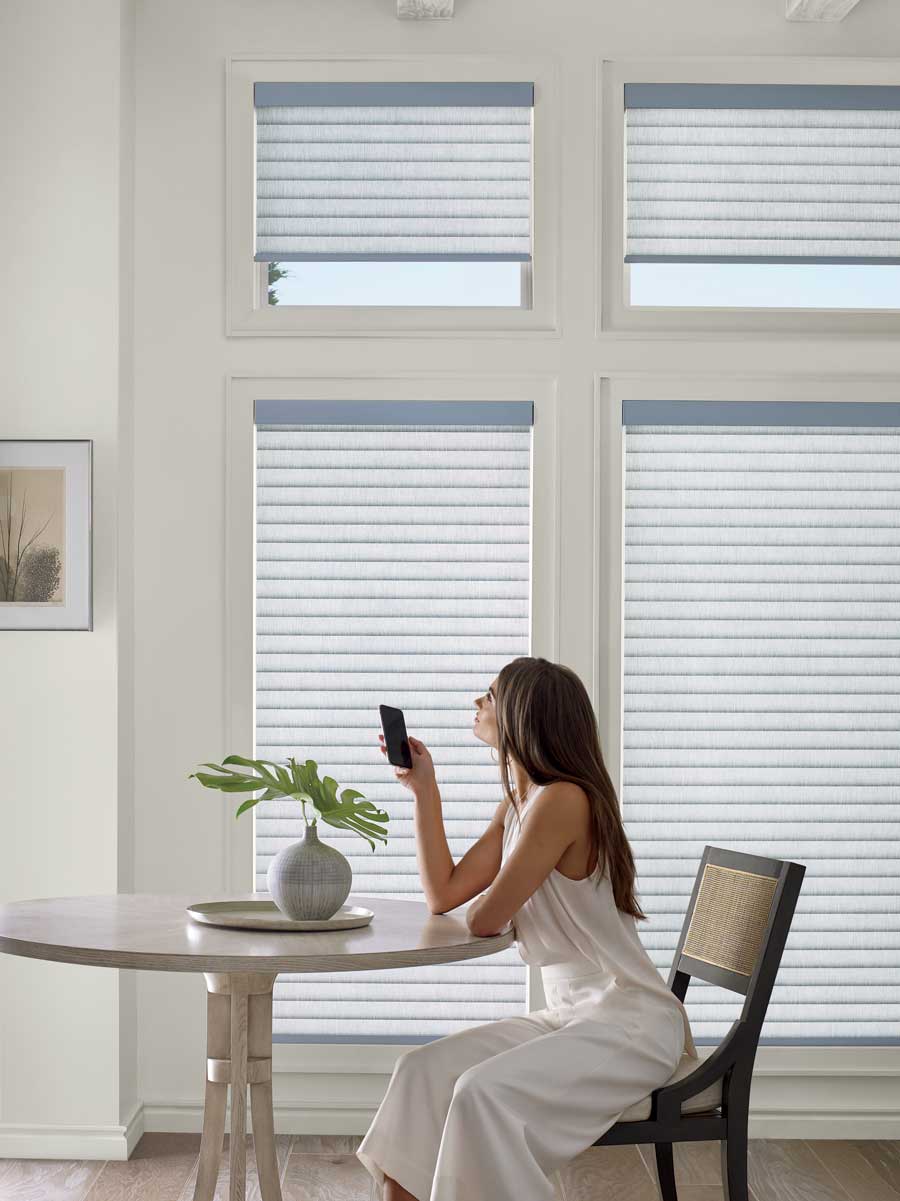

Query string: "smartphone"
[[379, 704, 413, 770]]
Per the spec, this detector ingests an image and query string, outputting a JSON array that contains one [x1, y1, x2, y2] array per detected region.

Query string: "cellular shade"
[[254, 82, 534, 262], [254, 398, 533, 1041], [624, 83, 900, 263], [622, 400, 900, 1044]]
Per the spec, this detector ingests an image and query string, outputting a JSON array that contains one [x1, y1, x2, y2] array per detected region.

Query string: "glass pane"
[[255, 421, 532, 1042], [266, 260, 525, 307], [629, 263, 900, 310], [623, 420, 900, 1044]]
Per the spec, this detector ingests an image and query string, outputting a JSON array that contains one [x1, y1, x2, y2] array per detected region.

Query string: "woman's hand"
[[378, 733, 437, 799]]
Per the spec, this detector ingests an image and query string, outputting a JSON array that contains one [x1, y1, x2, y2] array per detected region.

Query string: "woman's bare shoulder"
[[537, 780, 590, 807], [493, 795, 512, 826], [531, 781, 592, 828], [491, 782, 588, 829]]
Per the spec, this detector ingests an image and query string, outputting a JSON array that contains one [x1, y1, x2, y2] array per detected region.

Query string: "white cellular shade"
[[255, 86, 533, 262], [626, 103, 900, 262], [622, 420, 900, 1043], [255, 419, 532, 1040]]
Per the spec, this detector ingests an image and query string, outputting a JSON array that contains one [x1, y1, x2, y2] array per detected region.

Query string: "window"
[[255, 82, 533, 308], [227, 57, 558, 335], [624, 83, 900, 311], [621, 398, 900, 1044], [265, 261, 526, 308], [254, 398, 534, 1041]]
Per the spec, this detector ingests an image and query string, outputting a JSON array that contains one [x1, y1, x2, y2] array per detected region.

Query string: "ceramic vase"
[[267, 821, 352, 921]]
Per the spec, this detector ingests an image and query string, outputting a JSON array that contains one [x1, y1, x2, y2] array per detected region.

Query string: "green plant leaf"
[[349, 814, 390, 837], [221, 755, 279, 784], [309, 775, 338, 812], [274, 764, 294, 791], [190, 755, 384, 844], [190, 772, 267, 792], [348, 797, 385, 818], [223, 754, 281, 771], [320, 803, 389, 838], [317, 810, 378, 850]]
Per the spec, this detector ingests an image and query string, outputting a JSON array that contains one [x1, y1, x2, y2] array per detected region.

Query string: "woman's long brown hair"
[[495, 656, 646, 921]]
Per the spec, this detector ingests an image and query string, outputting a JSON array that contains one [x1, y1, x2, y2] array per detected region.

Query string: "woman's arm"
[[382, 733, 513, 913], [411, 779, 456, 912], [412, 780, 514, 914], [466, 783, 587, 937]]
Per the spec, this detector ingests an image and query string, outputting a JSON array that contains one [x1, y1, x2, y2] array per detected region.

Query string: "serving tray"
[[186, 900, 374, 932]]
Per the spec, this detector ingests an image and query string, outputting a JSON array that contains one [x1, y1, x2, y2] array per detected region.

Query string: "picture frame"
[[0, 439, 92, 631]]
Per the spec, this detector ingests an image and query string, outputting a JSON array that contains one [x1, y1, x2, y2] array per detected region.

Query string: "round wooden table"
[[0, 892, 514, 1201]]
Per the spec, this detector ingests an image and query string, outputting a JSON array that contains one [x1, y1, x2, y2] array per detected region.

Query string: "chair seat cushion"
[[618, 1051, 723, 1121]]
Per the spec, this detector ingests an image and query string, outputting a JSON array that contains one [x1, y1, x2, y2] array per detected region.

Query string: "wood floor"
[[0, 1136, 896, 1201]]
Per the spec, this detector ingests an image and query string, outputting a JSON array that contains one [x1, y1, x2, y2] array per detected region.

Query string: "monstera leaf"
[[189, 754, 389, 850]]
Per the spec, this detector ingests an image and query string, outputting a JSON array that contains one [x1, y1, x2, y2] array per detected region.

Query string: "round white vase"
[[266, 821, 352, 921]]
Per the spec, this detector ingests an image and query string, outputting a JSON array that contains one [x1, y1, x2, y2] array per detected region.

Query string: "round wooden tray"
[[186, 899, 375, 932]]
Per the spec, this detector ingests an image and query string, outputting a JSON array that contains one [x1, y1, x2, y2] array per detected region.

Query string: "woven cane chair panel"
[[683, 863, 777, 977]]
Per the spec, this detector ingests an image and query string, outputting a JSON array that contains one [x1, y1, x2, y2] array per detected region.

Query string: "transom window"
[[255, 82, 534, 308], [624, 83, 900, 311]]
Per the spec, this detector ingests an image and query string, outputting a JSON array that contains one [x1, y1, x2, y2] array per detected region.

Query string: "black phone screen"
[[379, 704, 412, 769]]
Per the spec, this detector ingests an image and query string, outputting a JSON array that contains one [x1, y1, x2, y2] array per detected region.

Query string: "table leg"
[[249, 989, 282, 1201], [230, 988, 249, 1198], [197, 973, 280, 1201], [194, 991, 228, 1201]]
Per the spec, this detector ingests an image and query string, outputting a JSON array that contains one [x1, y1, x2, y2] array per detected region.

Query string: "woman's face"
[[473, 676, 499, 749]]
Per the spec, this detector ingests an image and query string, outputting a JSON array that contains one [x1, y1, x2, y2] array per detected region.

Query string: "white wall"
[[0, 0, 137, 1158], [131, 0, 900, 1140]]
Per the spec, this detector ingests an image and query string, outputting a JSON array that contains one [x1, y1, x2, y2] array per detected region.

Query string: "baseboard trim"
[[6, 1098, 895, 1157], [749, 1111, 900, 1140], [143, 1102, 375, 1135], [124, 1102, 145, 1157], [142, 1101, 900, 1141], [0, 1103, 144, 1161]]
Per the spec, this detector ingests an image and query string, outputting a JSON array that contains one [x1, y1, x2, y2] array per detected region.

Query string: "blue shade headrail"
[[624, 83, 900, 110], [624, 256, 900, 265], [255, 399, 534, 426], [253, 253, 531, 263], [254, 82, 534, 108], [621, 400, 900, 427]]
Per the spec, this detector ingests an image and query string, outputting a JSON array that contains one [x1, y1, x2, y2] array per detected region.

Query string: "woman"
[[357, 656, 697, 1201]]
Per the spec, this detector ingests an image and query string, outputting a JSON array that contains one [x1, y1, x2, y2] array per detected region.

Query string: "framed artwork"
[[0, 440, 92, 630]]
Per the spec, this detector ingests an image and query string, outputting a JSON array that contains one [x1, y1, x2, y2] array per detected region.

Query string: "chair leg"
[[721, 1126, 749, 1201], [654, 1142, 678, 1201]]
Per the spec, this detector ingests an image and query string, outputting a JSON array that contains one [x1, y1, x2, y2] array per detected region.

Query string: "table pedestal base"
[[194, 972, 281, 1201]]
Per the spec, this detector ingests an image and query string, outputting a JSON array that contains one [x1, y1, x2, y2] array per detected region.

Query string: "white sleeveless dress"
[[356, 788, 698, 1201], [501, 788, 697, 1059]]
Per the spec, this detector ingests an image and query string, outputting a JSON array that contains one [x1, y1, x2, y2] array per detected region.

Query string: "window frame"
[[595, 372, 900, 1107], [226, 55, 560, 337], [226, 372, 560, 1074], [593, 371, 900, 1055], [598, 57, 900, 338]]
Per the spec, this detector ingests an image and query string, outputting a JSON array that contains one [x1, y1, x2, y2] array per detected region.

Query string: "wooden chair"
[[592, 844, 806, 1201]]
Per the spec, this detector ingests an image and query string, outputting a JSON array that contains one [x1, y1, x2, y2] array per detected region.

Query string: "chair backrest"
[[668, 845, 805, 1036]]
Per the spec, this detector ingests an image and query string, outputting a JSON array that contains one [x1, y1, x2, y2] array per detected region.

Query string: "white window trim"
[[225, 372, 560, 1075], [592, 371, 900, 1097], [226, 54, 560, 338], [598, 57, 900, 339]]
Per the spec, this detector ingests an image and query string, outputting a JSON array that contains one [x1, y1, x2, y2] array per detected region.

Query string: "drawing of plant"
[[0, 470, 64, 603]]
